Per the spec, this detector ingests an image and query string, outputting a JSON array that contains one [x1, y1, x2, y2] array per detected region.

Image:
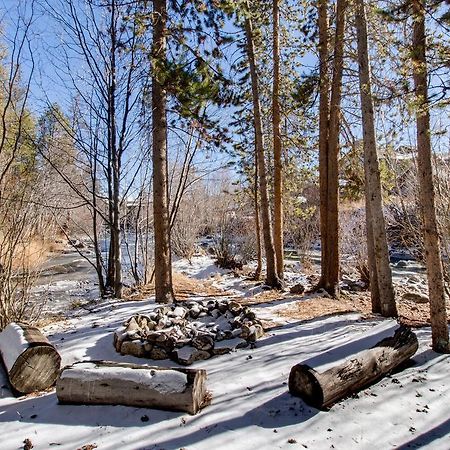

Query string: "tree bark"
[[412, 0, 449, 352], [56, 360, 209, 415], [109, 0, 122, 299], [318, 0, 330, 292], [254, 147, 263, 280], [245, 16, 281, 289], [0, 323, 61, 395], [289, 326, 418, 409], [272, 0, 284, 279], [91, 157, 107, 296], [365, 201, 381, 312], [355, 0, 397, 317], [322, 0, 347, 297], [152, 0, 175, 303]]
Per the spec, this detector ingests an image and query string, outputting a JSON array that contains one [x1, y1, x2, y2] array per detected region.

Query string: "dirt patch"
[[275, 290, 450, 327], [397, 298, 450, 327], [277, 292, 374, 322], [35, 314, 68, 328], [123, 272, 227, 301], [240, 289, 286, 305]]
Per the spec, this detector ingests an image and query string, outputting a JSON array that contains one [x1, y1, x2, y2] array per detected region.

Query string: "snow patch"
[[0, 323, 29, 371]]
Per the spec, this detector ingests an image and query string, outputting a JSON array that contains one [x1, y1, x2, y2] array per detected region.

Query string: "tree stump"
[[56, 360, 210, 415], [0, 322, 61, 395], [289, 326, 418, 409]]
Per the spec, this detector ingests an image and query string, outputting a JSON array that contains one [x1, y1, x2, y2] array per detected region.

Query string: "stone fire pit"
[[114, 299, 264, 365]]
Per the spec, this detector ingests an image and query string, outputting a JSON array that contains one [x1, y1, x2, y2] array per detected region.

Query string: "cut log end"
[[288, 364, 324, 409], [0, 323, 61, 395], [10, 346, 61, 394]]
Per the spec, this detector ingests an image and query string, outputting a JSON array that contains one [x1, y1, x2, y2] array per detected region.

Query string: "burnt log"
[[56, 360, 210, 414], [289, 326, 418, 409], [0, 322, 61, 395]]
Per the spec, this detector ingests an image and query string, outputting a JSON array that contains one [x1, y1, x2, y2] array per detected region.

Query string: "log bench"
[[0, 322, 61, 395], [289, 325, 418, 409], [56, 360, 210, 415]]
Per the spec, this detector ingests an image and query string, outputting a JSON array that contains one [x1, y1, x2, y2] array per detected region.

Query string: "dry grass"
[[123, 271, 227, 301], [5, 237, 63, 271], [19, 239, 50, 268]]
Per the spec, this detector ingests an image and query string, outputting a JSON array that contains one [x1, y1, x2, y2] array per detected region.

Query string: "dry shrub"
[[284, 203, 319, 263], [0, 208, 49, 329], [339, 201, 368, 278], [383, 149, 424, 259], [171, 192, 205, 261], [435, 155, 450, 293], [14, 239, 51, 270], [202, 183, 257, 270], [385, 151, 450, 292], [385, 198, 423, 259], [213, 213, 256, 270]]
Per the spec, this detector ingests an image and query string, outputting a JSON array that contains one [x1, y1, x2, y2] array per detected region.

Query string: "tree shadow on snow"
[[395, 417, 450, 449], [136, 392, 319, 450], [256, 317, 397, 368], [0, 390, 182, 428]]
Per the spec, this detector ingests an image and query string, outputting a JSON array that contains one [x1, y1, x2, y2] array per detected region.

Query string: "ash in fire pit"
[[114, 300, 264, 365]]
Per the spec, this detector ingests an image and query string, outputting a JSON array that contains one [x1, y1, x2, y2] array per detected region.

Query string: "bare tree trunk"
[[323, 0, 347, 297], [106, 156, 115, 292], [365, 202, 381, 312], [254, 147, 262, 280], [355, 0, 397, 317], [245, 16, 281, 289], [272, 0, 284, 279], [91, 158, 106, 296], [412, 0, 449, 352], [109, 0, 122, 298], [152, 0, 175, 303], [318, 0, 330, 290]]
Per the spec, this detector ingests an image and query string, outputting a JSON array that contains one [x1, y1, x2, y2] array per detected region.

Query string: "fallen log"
[[0, 322, 61, 395], [56, 360, 210, 415], [289, 325, 418, 409]]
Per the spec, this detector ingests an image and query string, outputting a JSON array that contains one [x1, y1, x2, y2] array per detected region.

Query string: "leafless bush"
[[435, 154, 450, 293], [0, 189, 50, 329], [339, 203, 368, 279], [204, 184, 257, 270], [384, 149, 424, 259], [123, 187, 154, 287], [385, 199, 423, 260], [213, 212, 256, 270], [284, 203, 319, 263], [171, 193, 204, 261]]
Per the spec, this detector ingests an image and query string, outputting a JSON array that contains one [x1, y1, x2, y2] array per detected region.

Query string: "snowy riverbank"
[[1, 255, 448, 450]]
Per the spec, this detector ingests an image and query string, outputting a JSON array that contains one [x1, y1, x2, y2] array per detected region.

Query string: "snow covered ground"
[[0, 256, 449, 450]]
